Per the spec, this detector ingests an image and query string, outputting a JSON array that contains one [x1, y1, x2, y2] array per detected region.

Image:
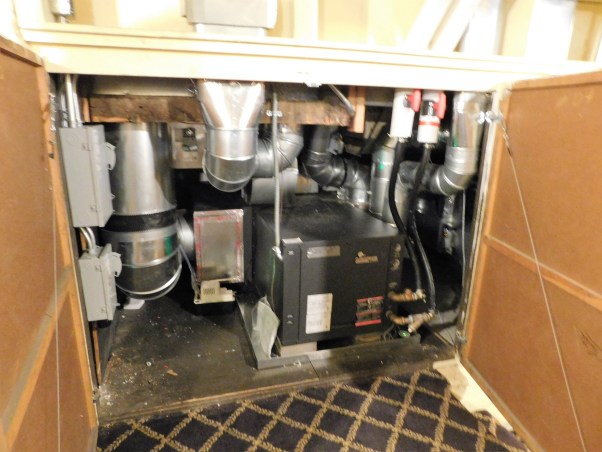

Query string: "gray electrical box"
[[59, 125, 115, 227], [79, 244, 122, 322], [185, 0, 277, 28]]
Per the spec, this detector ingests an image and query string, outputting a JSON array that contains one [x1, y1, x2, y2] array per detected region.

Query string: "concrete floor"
[[97, 292, 453, 423]]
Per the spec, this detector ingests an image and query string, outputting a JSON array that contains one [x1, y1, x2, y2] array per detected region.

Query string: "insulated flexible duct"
[[302, 126, 370, 205], [196, 81, 265, 192]]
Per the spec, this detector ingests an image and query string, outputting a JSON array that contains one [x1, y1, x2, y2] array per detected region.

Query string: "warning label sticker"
[[305, 293, 333, 334]]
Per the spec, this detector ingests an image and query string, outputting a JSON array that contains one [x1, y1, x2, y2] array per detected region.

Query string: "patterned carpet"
[[98, 369, 526, 451]]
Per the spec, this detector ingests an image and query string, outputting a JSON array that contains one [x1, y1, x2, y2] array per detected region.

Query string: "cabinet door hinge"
[[484, 110, 512, 154]]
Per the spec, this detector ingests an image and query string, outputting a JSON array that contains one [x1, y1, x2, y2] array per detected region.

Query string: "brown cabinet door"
[[0, 38, 97, 451], [461, 74, 602, 451]]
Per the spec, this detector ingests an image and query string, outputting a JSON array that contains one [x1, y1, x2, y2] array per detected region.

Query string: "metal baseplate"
[[238, 298, 422, 370]]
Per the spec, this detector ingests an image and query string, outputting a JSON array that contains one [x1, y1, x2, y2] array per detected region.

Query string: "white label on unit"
[[305, 293, 333, 334]]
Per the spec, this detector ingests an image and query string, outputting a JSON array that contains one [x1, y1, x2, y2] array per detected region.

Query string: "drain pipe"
[[302, 126, 370, 206]]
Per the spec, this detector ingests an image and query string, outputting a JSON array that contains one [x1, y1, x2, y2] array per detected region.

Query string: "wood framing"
[[87, 95, 351, 126], [13, 22, 598, 91], [346, 86, 366, 133]]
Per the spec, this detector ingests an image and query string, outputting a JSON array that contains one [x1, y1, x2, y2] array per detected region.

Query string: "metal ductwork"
[[254, 124, 304, 178], [243, 124, 304, 205], [369, 135, 403, 223], [428, 92, 488, 195], [399, 92, 487, 197], [302, 126, 370, 206], [196, 81, 265, 192], [101, 123, 182, 300]]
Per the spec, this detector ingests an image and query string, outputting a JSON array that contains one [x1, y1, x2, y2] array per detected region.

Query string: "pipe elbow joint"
[[429, 146, 478, 196]]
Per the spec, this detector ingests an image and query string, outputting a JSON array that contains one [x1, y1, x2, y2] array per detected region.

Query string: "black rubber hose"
[[407, 144, 437, 312], [388, 139, 422, 290]]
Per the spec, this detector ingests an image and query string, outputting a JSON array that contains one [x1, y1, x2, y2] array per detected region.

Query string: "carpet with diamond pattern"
[[97, 369, 526, 451]]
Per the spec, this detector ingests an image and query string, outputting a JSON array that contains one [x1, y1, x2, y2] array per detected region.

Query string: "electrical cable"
[[328, 84, 356, 117], [388, 139, 422, 290], [407, 144, 436, 312], [179, 244, 199, 300]]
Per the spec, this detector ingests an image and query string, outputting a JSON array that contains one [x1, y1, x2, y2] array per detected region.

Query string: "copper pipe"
[[388, 288, 426, 302]]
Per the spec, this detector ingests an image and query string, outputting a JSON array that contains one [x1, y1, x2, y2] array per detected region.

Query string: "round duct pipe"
[[107, 123, 175, 215], [369, 136, 404, 223], [302, 126, 370, 208], [197, 81, 265, 192], [254, 124, 304, 178], [102, 123, 181, 300]]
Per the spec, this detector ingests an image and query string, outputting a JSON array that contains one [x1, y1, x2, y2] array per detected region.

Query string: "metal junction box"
[[78, 245, 122, 322], [254, 195, 404, 345], [59, 125, 114, 227]]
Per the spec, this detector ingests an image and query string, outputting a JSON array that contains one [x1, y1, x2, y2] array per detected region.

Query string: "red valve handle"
[[435, 92, 446, 119], [408, 89, 421, 112]]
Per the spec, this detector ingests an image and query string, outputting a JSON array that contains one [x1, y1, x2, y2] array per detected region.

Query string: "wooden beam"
[[89, 95, 201, 123], [88, 95, 351, 126], [346, 86, 366, 133]]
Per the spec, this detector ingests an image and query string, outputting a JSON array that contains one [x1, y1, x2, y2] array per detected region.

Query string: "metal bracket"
[[484, 110, 503, 124], [266, 110, 283, 118], [455, 331, 467, 345], [484, 110, 512, 153]]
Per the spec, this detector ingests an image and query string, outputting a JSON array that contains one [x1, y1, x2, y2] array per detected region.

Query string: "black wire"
[[407, 144, 437, 312], [388, 139, 422, 290]]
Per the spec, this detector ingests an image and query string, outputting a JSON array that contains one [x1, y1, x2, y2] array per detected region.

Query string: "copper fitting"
[[386, 311, 411, 326], [408, 312, 435, 333], [386, 311, 435, 332], [388, 289, 427, 302]]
